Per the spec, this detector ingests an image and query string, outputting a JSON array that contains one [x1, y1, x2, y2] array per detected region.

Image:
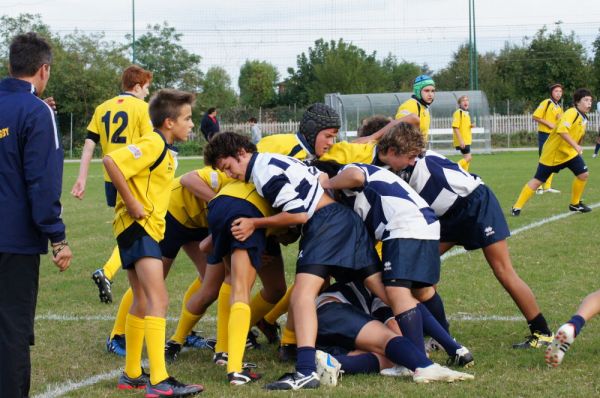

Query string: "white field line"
[[35, 203, 600, 396], [441, 201, 600, 261]]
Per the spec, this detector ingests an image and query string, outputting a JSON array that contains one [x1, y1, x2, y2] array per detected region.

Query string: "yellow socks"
[[111, 288, 134, 338], [281, 325, 297, 346], [571, 178, 587, 205], [543, 173, 554, 190], [264, 285, 292, 325], [170, 306, 202, 345], [169, 278, 203, 344], [513, 184, 536, 210], [145, 316, 169, 385], [124, 313, 145, 378], [215, 283, 231, 353], [458, 158, 470, 172], [249, 291, 277, 327], [227, 302, 251, 374], [102, 246, 122, 280]]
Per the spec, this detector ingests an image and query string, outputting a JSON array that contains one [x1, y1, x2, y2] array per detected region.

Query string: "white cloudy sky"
[[3, 0, 599, 87]]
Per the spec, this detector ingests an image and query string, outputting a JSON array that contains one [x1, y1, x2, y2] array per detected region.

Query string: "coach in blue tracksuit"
[[0, 32, 73, 397]]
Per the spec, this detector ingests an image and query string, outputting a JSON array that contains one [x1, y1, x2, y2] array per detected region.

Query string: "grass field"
[[31, 150, 600, 397]]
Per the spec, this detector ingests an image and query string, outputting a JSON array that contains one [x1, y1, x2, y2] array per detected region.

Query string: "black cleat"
[[255, 318, 280, 344], [278, 344, 297, 362], [569, 202, 592, 213]]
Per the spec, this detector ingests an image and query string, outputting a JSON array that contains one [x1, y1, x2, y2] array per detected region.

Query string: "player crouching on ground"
[[380, 122, 554, 349], [204, 132, 385, 390], [103, 89, 203, 397], [315, 281, 474, 384]]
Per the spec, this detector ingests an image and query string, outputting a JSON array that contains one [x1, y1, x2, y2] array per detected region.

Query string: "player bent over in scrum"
[[315, 281, 474, 383], [319, 161, 474, 367], [204, 132, 385, 390], [381, 122, 553, 349]]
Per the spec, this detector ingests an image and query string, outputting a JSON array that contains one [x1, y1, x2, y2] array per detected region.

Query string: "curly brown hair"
[[377, 122, 424, 156], [203, 131, 256, 167]]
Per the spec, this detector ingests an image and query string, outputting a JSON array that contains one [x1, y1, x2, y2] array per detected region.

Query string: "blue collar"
[[295, 131, 315, 156], [411, 94, 431, 108], [0, 77, 36, 95], [119, 92, 137, 98], [153, 128, 177, 151], [245, 152, 259, 183]]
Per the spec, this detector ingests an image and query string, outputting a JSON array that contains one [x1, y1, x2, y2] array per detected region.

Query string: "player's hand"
[[459, 141, 465, 149], [231, 217, 255, 241], [71, 179, 86, 199], [52, 244, 72, 272], [126, 200, 146, 219], [575, 144, 583, 155], [43, 97, 57, 111]]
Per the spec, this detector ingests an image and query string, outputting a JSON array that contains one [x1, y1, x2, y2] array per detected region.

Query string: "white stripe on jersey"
[[409, 150, 482, 217], [340, 163, 439, 241], [250, 153, 324, 218]]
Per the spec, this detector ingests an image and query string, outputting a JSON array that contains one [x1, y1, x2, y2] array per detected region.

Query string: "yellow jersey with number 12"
[[87, 93, 154, 181]]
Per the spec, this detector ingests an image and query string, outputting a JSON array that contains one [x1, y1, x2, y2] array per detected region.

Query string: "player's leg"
[[135, 257, 170, 385], [92, 246, 120, 304], [546, 289, 600, 367], [251, 252, 286, 343], [107, 288, 133, 357], [227, 249, 260, 384], [593, 134, 600, 157], [512, 177, 544, 216], [122, 268, 147, 384], [260, 284, 293, 345], [481, 240, 553, 348], [569, 171, 590, 212]]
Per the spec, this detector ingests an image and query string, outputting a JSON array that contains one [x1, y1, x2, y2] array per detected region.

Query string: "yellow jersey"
[[87, 93, 154, 181], [108, 130, 177, 242], [395, 97, 431, 142], [256, 133, 313, 160], [319, 141, 378, 164], [532, 99, 563, 134], [540, 108, 588, 166], [451, 109, 472, 146], [168, 167, 233, 229]]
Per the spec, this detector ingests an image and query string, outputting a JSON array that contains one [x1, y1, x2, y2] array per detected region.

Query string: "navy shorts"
[[534, 155, 588, 182], [117, 223, 163, 270], [537, 132, 550, 156], [440, 184, 510, 250], [159, 212, 209, 260], [316, 301, 374, 354], [455, 145, 471, 155], [105, 181, 117, 207], [297, 203, 380, 277], [382, 238, 440, 286], [207, 196, 267, 270]]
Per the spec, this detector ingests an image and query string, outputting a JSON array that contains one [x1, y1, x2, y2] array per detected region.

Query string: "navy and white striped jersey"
[[403, 150, 482, 217], [338, 163, 439, 241], [246, 152, 324, 218], [316, 281, 386, 314]]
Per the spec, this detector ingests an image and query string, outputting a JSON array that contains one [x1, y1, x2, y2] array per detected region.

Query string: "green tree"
[[238, 60, 279, 107], [283, 38, 389, 106], [128, 22, 203, 92], [0, 14, 53, 77], [380, 55, 422, 92], [197, 66, 237, 113], [521, 26, 589, 108], [590, 29, 600, 98]]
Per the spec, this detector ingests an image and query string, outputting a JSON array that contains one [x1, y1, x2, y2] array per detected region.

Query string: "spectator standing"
[[0, 32, 72, 398], [201, 107, 220, 140]]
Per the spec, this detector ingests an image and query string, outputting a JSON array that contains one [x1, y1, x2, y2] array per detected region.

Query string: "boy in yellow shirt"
[[103, 89, 203, 396], [71, 65, 154, 304], [452, 95, 475, 171], [532, 83, 563, 193], [512, 88, 593, 216], [395, 75, 435, 142]]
